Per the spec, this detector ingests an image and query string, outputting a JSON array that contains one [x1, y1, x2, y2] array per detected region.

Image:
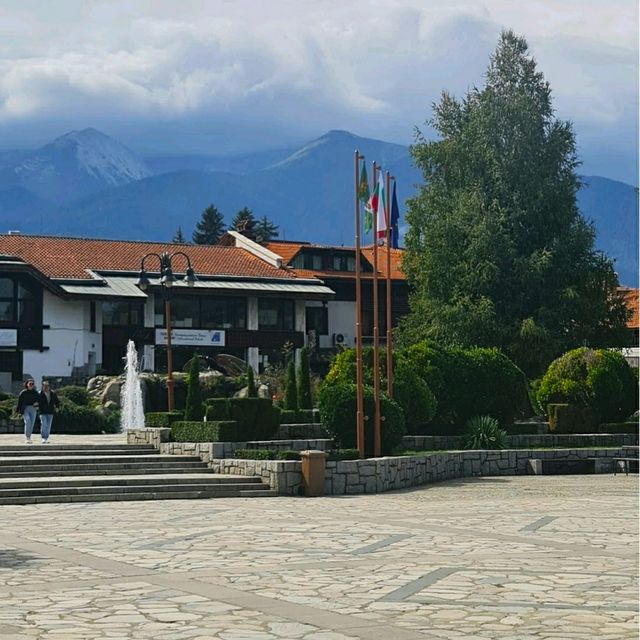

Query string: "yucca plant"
[[462, 415, 507, 450]]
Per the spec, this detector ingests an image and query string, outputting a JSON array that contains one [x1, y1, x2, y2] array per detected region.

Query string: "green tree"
[[400, 30, 630, 376], [296, 347, 312, 409], [172, 226, 186, 243], [254, 215, 279, 242], [184, 355, 203, 420], [246, 366, 257, 398], [284, 359, 298, 410], [192, 205, 225, 245], [231, 207, 257, 235]]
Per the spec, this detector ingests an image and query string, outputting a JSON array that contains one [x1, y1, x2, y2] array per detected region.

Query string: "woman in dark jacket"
[[16, 379, 39, 444], [38, 380, 60, 444]]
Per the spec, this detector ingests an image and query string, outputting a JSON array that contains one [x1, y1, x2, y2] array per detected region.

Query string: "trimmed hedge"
[[144, 411, 184, 428], [171, 420, 238, 442], [234, 449, 301, 460], [537, 348, 638, 423], [503, 422, 546, 435], [279, 409, 318, 424], [547, 403, 599, 434], [597, 422, 639, 434], [326, 448, 360, 461], [392, 363, 437, 433], [204, 398, 280, 440]]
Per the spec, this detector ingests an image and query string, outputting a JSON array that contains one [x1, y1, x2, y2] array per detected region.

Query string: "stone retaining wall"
[[0, 418, 22, 434], [403, 432, 638, 451]]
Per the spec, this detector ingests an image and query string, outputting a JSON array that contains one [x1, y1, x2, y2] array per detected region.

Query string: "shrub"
[[56, 386, 92, 406], [171, 420, 238, 442], [233, 449, 301, 460], [0, 397, 15, 420], [503, 422, 546, 435], [462, 415, 507, 450], [144, 411, 184, 428], [246, 367, 257, 398], [399, 342, 528, 429], [284, 360, 298, 410], [184, 356, 203, 421], [204, 398, 280, 440], [279, 409, 318, 424], [392, 363, 437, 433], [547, 403, 599, 434], [55, 396, 119, 434], [297, 347, 312, 409], [317, 382, 406, 455], [326, 449, 360, 461], [537, 348, 638, 423], [0, 391, 13, 402]]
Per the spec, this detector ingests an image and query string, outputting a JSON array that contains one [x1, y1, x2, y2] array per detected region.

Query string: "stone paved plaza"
[[0, 461, 637, 639]]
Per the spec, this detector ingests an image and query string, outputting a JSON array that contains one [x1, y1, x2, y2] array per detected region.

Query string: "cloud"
[[0, 0, 636, 181]]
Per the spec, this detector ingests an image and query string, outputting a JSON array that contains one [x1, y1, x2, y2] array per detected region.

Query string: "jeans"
[[23, 406, 37, 439], [40, 414, 54, 440]]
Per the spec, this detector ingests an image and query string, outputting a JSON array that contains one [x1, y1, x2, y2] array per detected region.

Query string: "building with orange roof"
[[223, 233, 408, 362], [618, 287, 639, 367], [0, 233, 335, 390]]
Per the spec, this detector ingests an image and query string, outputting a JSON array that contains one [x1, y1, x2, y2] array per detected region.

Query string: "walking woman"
[[38, 380, 60, 444], [16, 379, 39, 444]]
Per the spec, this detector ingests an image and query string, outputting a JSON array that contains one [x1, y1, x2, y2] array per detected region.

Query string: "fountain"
[[120, 340, 145, 431]]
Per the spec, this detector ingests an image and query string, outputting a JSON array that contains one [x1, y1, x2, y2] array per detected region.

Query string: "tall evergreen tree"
[[184, 355, 203, 420], [296, 347, 312, 409], [254, 215, 280, 242], [172, 226, 186, 243], [284, 360, 298, 410], [231, 207, 257, 235], [192, 205, 225, 245], [400, 31, 629, 376]]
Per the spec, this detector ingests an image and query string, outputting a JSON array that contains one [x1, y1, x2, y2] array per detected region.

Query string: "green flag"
[[359, 164, 372, 233]]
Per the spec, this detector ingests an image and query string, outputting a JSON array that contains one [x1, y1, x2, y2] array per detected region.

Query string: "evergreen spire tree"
[[296, 347, 312, 409], [231, 207, 257, 235], [254, 215, 279, 243], [192, 205, 225, 245], [172, 226, 186, 243], [400, 30, 629, 375]]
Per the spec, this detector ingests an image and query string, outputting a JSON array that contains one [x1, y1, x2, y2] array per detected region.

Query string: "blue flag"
[[390, 182, 400, 248]]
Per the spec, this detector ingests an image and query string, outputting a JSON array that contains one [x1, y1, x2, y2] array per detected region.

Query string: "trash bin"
[[299, 450, 327, 497]]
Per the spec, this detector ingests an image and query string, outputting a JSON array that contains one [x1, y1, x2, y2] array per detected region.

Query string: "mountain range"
[[0, 128, 637, 286]]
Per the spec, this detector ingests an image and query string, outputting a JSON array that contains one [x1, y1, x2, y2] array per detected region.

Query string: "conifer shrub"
[[246, 366, 257, 397], [284, 360, 298, 410], [297, 347, 312, 409], [171, 420, 237, 442], [184, 356, 203, 421]]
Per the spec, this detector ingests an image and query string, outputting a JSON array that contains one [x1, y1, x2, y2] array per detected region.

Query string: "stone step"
[[0, 444, 155, 453], [0, 474, 262, 489], [0, 462, 209, 477], [0, 447, 157, 457], [0, 488, 278, 505], [0, 482, 268, 498], [0, 454, 201, 466]]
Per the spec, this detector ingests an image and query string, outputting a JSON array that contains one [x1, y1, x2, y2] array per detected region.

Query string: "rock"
[[104, 401, 119, 412], [102, 380, 122, 406], [258, 384, 270, 399]]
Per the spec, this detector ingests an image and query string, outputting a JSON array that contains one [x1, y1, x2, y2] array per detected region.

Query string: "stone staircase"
[[0, 443, 276, 504]]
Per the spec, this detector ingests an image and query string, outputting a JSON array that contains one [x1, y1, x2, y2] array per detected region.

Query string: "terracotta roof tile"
[[619, 287, 639, 330], [265, 241, 405, 280], [0, 235, 302, 280]]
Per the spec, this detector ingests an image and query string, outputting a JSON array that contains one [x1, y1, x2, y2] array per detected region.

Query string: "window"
[[102, 301, 144, 326], [306, 306, 328, 335], [90, 301, 96, 332], [154, 296, 246, 329], [0, 275, 40, 326], [258, 299, 294, 330]]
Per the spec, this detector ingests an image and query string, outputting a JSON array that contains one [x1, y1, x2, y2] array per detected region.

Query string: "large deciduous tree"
[[192, 205, 225, 245], [400, 31, 629, 376]]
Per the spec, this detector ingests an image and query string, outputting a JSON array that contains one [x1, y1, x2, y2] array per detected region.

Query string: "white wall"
[[324, 301, 355, 349], [22, 291, 101, 383]]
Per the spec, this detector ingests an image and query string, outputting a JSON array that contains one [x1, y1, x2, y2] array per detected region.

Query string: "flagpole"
[[386, 172, 394, 398], [354, 150, 365, 459], [372, 162, 381, 458]]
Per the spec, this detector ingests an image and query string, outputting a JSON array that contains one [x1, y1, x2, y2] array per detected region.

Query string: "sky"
[[0, 0, 637, 184]]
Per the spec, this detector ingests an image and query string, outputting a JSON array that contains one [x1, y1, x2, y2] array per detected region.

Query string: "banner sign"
[[0, 329, 17, 347], [155, 329, 225, 347]]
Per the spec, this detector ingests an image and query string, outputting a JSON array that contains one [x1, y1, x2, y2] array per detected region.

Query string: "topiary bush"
[[171, 420, 237, 442], [462, 415, 507, 450], [246, 367, 257, 398], [537, 348, 638, 423], [56, 385, 92, 406], [547, 403, 598, 434], [297, 347, 312, 409], [284, 360, 298, 410], [184, 356, 203, 421], [317, 382, 405, 455], [144, 411, 184, 428], [204, 398, 280, 440], [392, 363, 437, 434]]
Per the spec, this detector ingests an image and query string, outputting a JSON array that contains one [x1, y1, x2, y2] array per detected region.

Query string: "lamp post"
[[135, 251, 197, 411]]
